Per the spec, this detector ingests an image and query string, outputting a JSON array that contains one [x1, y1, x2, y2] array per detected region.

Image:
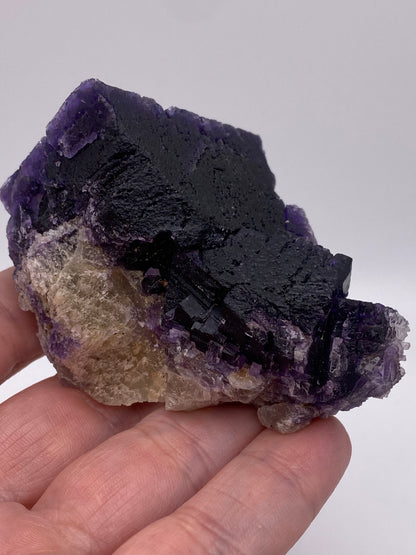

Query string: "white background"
[[0, 1, 415, 553]]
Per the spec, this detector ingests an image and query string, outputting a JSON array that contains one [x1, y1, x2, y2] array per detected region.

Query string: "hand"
[[0, 267, 351, 555]]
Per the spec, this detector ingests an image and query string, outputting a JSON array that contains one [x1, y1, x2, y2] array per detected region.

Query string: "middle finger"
[[33, 404, 263, 554]]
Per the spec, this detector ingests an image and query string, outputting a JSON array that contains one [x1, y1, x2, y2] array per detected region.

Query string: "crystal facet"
[[1, 79, 409, 432]]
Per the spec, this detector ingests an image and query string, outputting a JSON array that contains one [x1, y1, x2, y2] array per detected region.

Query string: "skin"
[[0, 267, 351, 554]]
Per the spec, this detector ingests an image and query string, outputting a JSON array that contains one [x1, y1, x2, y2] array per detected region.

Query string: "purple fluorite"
[[0, 79, 409, 432]]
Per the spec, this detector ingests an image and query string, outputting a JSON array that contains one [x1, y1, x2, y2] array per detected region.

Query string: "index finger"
[[0, 267, 43, 383], [115, 417, 351, 555]]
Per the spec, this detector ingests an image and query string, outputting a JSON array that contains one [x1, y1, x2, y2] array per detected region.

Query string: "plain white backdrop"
[[0, 1, 415, 553]]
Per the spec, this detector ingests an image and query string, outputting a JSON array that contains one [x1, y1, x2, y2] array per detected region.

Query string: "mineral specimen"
[[1, 79, 409, 432]]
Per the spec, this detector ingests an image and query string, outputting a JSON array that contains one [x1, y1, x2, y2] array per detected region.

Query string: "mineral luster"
[[1, 79, 410, 432]]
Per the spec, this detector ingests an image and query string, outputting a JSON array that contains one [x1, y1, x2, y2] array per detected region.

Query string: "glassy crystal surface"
[[1, 79, 409, 432]]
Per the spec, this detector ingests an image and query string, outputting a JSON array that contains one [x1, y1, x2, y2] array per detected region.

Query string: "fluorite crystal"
[[1, 79, 409, 432]]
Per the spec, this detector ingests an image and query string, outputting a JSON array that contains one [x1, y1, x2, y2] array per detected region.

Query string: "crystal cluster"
[[1, 79, 409, 432]]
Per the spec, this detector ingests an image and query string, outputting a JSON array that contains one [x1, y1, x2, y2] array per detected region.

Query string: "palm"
[[0, 268, 350, 554]]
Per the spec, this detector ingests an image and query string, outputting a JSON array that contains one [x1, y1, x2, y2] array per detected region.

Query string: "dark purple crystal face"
[[0, 79, 409, 432]]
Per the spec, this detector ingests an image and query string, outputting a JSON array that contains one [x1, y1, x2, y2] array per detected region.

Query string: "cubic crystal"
[[1, 79, 409, 432]]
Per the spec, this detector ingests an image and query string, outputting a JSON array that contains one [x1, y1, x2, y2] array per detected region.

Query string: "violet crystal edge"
[[0, 79, 410, 433]]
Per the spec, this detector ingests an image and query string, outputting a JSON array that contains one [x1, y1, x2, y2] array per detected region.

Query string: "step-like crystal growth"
[[1, 79, 409, 432]]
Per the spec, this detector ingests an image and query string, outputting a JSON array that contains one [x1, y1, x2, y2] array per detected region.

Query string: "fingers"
[[0, 502, 65, 554], [0, 267, 42, 383], [33, 405, 263, 554], [115, 417, 351, 555], [0, 376, 158, 507], [0, 267, 351, 554]]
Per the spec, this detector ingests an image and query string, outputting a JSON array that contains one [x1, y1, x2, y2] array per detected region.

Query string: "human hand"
[[0, 267, 351, 554]]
